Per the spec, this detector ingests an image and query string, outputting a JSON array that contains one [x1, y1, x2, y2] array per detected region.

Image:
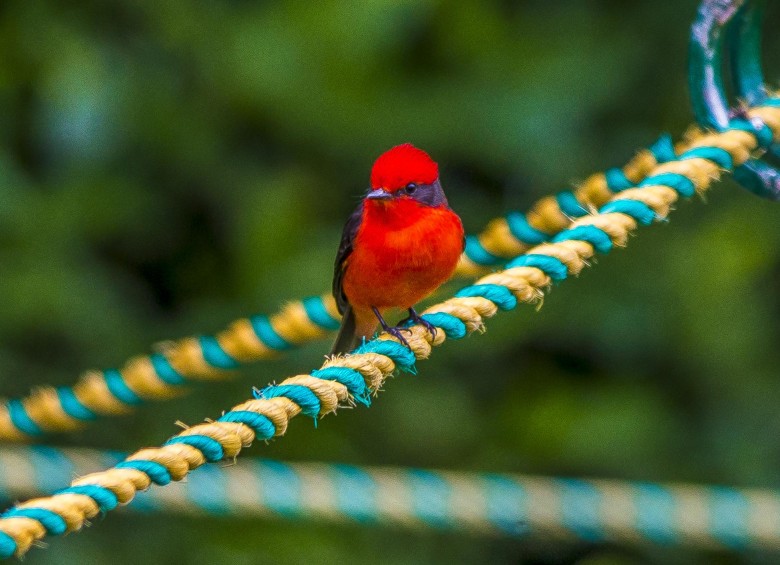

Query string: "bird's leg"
[[371, 306, 411, 348], [399, 307, 437, 340]]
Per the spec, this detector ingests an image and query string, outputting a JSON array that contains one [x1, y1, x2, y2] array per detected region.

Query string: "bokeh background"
[[2, 0, 780, 563]]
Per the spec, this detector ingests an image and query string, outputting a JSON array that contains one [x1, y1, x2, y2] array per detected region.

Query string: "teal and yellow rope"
[[0, 103, 776, 558], [0, 131, 676, 442], [0, 295, 342, 441], [0, 446, 778, 551]]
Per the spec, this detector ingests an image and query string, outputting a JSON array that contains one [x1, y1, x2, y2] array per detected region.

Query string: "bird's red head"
[[370, 143, 439, 192]]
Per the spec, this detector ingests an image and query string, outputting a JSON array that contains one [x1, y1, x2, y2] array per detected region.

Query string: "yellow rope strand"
[[0, 105, 775, 557]]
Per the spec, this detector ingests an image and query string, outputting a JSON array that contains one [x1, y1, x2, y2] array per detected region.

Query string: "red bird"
[[331, 144, 465, 355]]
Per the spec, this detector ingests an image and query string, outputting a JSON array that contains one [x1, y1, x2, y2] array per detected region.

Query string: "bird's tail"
[[330, 306, 360, 355], [329, 306, 377, 356]]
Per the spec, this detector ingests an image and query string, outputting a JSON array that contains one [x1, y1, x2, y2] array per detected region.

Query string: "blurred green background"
[[2, 0, 780, 563]]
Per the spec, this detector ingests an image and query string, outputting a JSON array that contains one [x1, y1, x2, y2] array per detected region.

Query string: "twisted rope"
[[2, 446, 778, 551], [0, 294, 342, 441], [0, 132, 678, 442], [0, 104, 776, 558]]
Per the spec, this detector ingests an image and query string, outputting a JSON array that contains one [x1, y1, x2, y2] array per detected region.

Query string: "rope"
[[1, 446, 778, 551], [0, 104, 776, 558], [0, 132, 678, 442]]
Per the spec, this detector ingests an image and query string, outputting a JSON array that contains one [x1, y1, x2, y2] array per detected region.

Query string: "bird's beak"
[[366, 188, 392, 201]]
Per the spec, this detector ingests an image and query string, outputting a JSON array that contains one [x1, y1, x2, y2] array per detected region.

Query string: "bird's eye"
[[405, 183, 417, 194]]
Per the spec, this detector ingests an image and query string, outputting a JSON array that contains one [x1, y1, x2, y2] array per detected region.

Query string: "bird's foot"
[[384, 325, 412, 348], [372, 306, 412, 349], [399, 307, 437, 341]]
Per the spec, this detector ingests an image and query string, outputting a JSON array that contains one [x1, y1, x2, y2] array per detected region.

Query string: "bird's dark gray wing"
[[332, 201, 364, 315]]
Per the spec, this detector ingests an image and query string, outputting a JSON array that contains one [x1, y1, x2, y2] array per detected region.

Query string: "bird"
[[330, 143, 465, 355]]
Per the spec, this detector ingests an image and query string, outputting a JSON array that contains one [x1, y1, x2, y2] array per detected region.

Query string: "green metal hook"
[[727, 0, 780, 195], [688, 0, 780, 199]]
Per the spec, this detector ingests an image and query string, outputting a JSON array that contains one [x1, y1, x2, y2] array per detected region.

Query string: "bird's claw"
[[384, 325, 412, 348], [399, 308, 437, 341], [372, 306, 436, 350], [416, 316, 438, 340]]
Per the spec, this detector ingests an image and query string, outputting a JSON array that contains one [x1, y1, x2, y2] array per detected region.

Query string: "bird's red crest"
[[370, 143, 439, 192]]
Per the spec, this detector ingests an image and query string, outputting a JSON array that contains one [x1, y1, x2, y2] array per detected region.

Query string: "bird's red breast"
[[342, 197, 464, 310]]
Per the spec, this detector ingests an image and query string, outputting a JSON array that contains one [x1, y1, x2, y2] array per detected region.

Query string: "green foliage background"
[[1, 1, 780, 563]]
